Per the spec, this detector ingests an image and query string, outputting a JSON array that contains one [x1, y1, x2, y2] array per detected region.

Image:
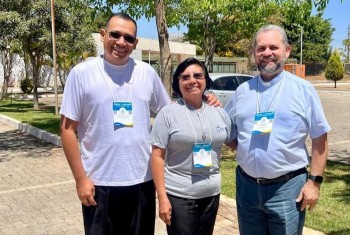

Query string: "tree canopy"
[[1, 0, 346, 102], [0, 0, 96, 108], [90, 0, 346, 91], [285, 14, 333, 64]]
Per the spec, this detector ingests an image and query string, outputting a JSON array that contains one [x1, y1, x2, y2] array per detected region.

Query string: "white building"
[[0, 34, 196, 89]]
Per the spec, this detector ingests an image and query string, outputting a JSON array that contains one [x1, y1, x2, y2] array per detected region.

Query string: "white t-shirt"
[[60, 56, 171, 186]]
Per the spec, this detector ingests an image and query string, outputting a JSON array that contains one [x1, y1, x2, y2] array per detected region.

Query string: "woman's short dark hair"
[[172, 58, 212, 98]]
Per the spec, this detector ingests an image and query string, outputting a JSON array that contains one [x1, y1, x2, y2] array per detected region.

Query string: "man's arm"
[[206, 93, 222, 107], [296, 133, 328, 211], [60, 115, 96, 206]]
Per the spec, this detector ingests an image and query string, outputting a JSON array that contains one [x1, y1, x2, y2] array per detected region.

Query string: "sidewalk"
[[4, 80, 350, 235], [0, 114, 326, 235]]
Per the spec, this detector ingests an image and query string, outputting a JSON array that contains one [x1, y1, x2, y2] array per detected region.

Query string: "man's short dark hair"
[[106, 12, 138, 37]]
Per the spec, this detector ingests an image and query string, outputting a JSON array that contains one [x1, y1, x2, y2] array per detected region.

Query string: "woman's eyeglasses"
[[179, 73, 205, 81], [108, 31, 137, 44]]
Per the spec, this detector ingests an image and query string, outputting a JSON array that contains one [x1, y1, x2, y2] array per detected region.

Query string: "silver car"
[[209, 73, 253, 107]]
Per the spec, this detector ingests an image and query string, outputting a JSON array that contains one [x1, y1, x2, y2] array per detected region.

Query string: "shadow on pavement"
[[0, 129, 56, 162]]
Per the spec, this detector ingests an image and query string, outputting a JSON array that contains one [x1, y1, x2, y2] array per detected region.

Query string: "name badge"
[[113, 101, 133, 128], [192, 143, 212, 168], [252, 111, 275, 135]]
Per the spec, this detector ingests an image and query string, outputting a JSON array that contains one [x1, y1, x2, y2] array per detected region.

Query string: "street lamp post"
[[293, 24, 303, 76], [294, 24, 303, 66], [299, 27, 303, 66], [51, 0, 58, 115]]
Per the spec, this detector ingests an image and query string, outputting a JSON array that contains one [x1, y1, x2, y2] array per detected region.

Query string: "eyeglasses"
[[179, 73, 205, 81], [108, 31, 137, 44]]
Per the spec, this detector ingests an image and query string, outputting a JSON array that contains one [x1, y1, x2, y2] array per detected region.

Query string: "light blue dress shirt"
[[225, 71, 331, 179]]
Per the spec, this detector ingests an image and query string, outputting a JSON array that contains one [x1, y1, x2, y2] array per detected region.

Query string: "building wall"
[[196, 56, 250, 74], [1, 34, 251, 89], [0, 54, 24, 88]]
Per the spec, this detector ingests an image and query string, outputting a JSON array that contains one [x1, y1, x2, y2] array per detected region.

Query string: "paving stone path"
[[1, 81, 349, 234]]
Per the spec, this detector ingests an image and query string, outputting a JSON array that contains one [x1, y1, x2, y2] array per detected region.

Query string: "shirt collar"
[[258, 70, 285, 87]]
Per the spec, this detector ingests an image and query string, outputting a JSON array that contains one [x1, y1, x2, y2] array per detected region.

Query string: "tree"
[[185, 0, 313, 71], [0, 0, 96, 109], [325, 50, 344, 88], [153, 0, 172, 92], [0, 11, 22, 100], [55, 1, 96, 89], [286, 14, 333, 64], [90, 0, 181, 95], [91, 0, 345, 91], [183, 0, 262, 71]]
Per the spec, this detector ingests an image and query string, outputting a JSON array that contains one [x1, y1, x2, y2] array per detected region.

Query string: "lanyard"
[[183, 99, 212, 142], [101, 59, 133, 102], [256, 73, 285, 113]]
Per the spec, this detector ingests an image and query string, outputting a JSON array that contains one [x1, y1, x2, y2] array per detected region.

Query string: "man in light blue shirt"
[[225, 24, 330, 235]]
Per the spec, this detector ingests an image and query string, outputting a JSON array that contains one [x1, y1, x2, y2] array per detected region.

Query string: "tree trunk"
[[205, 53, 214, 73], [29, 52, 41, 110], [334, 80, 337, 88], [154, 0, 172, 96], [0, 49, 13, 100], [202, 18, 216, 73], [204, 38, 216, 73], [58, 70, 66, 90]]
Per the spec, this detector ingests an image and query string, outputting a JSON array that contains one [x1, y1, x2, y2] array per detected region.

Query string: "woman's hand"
[[158, 197, 172, 225]]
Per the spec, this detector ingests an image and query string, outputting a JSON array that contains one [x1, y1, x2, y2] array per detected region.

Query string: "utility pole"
[[51, 0, 58, 115], [300, 27, 303, 66], [293, 24, 303, 77], [293, 24, 303, 66], [347, 24, 350, 62]]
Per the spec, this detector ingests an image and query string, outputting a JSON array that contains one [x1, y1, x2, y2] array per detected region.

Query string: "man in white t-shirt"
[[60, 12, 218, 235]]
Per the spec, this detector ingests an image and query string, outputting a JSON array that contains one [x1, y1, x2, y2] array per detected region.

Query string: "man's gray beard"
[[258, 62, 282, 74]]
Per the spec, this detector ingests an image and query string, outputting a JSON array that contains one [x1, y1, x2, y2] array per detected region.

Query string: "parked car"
[[209, 73, 254, 107]]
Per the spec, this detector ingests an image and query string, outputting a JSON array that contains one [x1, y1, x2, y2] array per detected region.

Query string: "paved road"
[[0, 81, 349, 235]]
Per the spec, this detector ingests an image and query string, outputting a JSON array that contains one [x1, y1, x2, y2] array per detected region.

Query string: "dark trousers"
[[82, 180, 156, 235], [166, 194, 220, 235]]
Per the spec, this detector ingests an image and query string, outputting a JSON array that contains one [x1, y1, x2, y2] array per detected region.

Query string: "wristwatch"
[[309, 175, 324, 184]]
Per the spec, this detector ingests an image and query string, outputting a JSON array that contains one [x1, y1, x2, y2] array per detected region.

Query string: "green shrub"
[[20, 77, 33, 94], [325, 50, 344, 87]]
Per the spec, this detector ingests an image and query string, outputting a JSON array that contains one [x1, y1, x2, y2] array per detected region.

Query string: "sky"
[[135, 1, 350, 50], [321, 0, 350, 50]]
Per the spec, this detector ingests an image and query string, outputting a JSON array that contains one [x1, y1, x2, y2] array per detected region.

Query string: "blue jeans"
[[236, 166, 307, 235]]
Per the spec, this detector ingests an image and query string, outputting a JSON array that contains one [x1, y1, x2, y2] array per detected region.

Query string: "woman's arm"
[[151, 146, 172, 225]]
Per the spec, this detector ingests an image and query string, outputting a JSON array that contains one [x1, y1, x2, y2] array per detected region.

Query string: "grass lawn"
[[1, 99, 350, 234], [0, 100, 61, 135], [220, 147, 350, 235]]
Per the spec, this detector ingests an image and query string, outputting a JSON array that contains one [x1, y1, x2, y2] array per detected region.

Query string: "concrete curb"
[[0, 114, 62, 147]]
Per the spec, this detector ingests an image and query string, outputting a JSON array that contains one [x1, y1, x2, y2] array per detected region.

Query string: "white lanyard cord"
[[102, 59, 132, 102], [256, 73, 285, 113], [183, 100, 212, 142]]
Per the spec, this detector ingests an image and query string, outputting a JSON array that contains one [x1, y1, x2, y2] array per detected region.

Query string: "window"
[[212, 76, 238, 91]]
